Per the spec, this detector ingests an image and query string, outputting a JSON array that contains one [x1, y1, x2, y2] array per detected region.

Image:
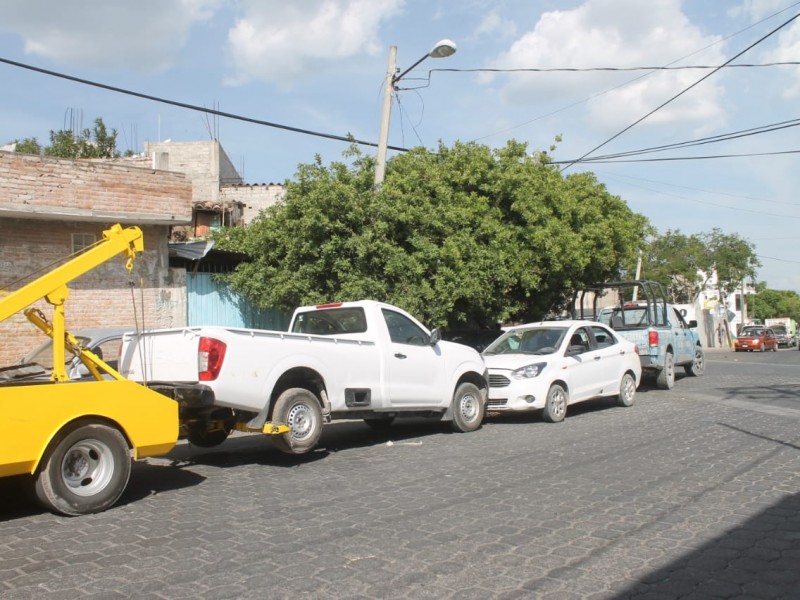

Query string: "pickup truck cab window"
[[381, 309, 429, 346], [292, 307, 368, 335]]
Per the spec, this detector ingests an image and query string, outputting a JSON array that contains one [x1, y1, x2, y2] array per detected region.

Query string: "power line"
[[553, 148, 800, 164], [558, 11, 800, 173], [571, 118, 800, 162], [0, 56, 410, 153], [434, 61, 800, 75]]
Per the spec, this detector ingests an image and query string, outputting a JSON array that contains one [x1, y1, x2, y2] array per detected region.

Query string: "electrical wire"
[[552, 148, 800, 164], [574, 119, 800, 162], [0, 56, 410, 153], [434, 61, 800, 75], [558, 11, 800, 173]]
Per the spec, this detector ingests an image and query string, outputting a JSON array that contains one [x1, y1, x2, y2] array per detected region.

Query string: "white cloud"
[[0, 0, 223, 72], [485, 0, 728, 132], [758, 17, 800, 98], [224, 0, 405, 87], [473, 11, 517, 40]]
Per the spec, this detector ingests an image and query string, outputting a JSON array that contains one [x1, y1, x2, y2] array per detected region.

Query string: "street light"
[[374, 39, 457, 188]]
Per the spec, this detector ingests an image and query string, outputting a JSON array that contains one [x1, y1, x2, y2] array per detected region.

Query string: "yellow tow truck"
[[0, 224, 178, 516]]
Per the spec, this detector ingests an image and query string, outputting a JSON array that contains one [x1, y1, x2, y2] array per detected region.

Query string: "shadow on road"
[[609, 492, 800, 598], [163, 418, 455, 470]]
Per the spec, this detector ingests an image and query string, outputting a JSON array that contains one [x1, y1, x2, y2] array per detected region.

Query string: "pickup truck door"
[[669, 308, 695, 363], [381, 308, 446, 406]]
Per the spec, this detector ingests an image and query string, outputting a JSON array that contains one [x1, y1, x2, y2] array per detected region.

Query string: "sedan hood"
[[483, 353, 555, 370]]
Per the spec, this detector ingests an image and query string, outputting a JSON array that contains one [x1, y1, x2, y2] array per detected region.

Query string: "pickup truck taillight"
[[648, 331, 659, 348], [198, 337, 226, 381]]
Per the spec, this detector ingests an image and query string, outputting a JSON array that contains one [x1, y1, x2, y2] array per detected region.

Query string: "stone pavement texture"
[[1, 351, 798, 599]]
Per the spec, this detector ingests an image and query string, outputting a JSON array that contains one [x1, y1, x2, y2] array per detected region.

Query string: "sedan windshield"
[[484, 327, 567, 355]]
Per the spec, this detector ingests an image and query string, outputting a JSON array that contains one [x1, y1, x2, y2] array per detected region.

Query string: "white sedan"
[[482, 320, 641, 422]]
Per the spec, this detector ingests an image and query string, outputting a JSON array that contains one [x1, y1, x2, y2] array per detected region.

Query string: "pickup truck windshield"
[[292, 307, 368, 335]]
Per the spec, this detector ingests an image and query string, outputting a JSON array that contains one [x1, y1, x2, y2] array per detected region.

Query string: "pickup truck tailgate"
[[121, 328, 203, 383]]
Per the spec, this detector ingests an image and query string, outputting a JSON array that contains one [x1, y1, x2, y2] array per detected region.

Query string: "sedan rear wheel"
[[617, 372, 636, 407]]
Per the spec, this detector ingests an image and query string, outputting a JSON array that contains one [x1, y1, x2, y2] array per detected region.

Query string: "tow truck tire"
[[450, 382, 485, 432], [684, 346, 705, 377], [33, 422, 131, 516], [656, 351, 675, 390], [271, 388, 323, 455]]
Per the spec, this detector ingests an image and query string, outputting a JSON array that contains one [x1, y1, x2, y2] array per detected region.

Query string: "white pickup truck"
[[119, 300, 488, 455]]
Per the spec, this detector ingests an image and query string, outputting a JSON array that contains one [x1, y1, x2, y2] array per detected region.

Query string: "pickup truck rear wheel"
[[271, 388, 323, 455], [33, 422, 131, 516], [656, 351, 675, 390], [450, 383, 485, 432], [684, 346, 705, 376]]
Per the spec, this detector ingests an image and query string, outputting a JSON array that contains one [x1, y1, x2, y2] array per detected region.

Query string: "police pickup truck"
[[573, 281, 705, 390]]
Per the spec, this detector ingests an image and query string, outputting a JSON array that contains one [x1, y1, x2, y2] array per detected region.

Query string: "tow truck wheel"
[[33, 422, 131, 516], [271, 388, 323, 455], [450, 382, 485, 432]]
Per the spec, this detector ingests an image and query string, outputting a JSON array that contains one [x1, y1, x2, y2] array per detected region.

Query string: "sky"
[[1, 0, 799, 293]]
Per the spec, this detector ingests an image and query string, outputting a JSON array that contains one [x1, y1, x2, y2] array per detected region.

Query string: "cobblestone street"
[[2, 349, 799, 599]]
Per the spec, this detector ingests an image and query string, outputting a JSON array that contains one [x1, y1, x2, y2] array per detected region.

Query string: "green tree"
[[10, 137, 42, 155], [43, 118, 120, 159], [748, 288, 800, 322], [641, 228, 759, 304], [215, 141, 648, 328]]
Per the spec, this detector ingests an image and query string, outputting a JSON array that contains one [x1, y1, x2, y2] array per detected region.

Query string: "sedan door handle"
[[395, 353, 407, 359], [594, 356, 601, 361]]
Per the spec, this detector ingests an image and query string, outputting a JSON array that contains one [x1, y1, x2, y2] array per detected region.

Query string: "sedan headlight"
[[511, 362, 547, 379]]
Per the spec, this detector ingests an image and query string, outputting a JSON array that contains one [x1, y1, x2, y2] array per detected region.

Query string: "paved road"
[[2, 348, 799, 599]]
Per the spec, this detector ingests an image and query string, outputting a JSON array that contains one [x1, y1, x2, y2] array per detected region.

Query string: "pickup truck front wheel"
[[271, 388, 323, 455], [450, 383, 485, 432], [33, 422, 131, 516], [684, 346, 705, 377], [656, 351, 675, 390]]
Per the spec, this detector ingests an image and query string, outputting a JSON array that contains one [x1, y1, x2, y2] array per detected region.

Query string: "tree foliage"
[[215, 141, 649, 328], [748, 288, 800, 323], [641, 228, 760, 303], [45, 118, 120, 159], [11, 137, 42, 155]]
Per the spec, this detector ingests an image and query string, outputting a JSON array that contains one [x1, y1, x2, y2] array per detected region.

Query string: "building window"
[[71, 233, 96, 254]]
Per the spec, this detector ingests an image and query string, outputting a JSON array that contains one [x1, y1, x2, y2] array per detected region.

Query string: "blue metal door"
[[186, 272, 290, 330]]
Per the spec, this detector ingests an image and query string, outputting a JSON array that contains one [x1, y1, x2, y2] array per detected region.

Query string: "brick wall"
[[0, 151, 192, 223], [0, 151, 193, 365], [0, 220, 185, 364]]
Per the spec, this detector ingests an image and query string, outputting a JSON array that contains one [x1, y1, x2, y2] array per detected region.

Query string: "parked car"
[[14, 327, 131, 379], [482, 320, 641, 423], [768, 324, 794, 348], [734, 327, 778, 352]]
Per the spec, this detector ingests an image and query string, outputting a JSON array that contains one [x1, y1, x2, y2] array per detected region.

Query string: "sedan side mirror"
[[429, 328, 442, 345]]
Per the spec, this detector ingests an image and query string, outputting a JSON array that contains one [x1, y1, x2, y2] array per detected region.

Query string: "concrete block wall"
[[144, 140, 243, 204], [0, 220, 186, 365], [223, 183, 285, 225]]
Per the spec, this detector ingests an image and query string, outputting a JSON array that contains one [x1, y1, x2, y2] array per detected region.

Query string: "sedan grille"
[[487, 398, 508, 409], [489, 374, 511, 388]]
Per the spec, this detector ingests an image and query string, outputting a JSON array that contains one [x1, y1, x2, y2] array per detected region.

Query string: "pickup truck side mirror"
[[429, 328, 442, 345], [688, 320, 698, 328]]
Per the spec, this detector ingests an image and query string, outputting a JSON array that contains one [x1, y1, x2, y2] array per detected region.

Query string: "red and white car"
[[483, 320, 641, 422]]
